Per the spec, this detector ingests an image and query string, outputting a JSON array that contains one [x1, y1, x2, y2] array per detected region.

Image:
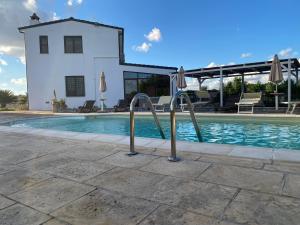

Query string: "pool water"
[[7, 115, 300, 150]]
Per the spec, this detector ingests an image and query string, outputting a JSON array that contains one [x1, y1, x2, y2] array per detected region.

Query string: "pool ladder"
[[129, 91, 202, 162]]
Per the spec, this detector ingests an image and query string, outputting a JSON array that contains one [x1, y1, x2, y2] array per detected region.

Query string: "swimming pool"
[[6, 115, 300, 150]]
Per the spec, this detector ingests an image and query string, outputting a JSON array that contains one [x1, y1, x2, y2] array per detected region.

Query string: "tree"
[[19, 94, 28, 105], [0, 90, 17, 108]]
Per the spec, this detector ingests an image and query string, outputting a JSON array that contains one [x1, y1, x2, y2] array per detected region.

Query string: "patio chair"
[[235, 92, 262, 114], [78, 100, 95, 113], [113, 99, 129, 112], [281, 101, 300, 114], [152, 96, 172, 112], [192, 91, 211, 107]]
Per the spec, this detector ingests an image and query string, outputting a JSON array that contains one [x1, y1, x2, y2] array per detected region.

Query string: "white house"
[[19, 14, 177, 110]]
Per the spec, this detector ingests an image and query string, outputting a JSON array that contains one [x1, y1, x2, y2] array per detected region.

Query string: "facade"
[[19, 16, 177, 110]]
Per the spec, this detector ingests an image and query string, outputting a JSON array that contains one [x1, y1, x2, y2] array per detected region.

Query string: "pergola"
[[171, 58, 300, 107]]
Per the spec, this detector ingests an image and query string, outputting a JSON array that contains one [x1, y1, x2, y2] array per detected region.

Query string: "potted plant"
[[58, 99, 67, 112]]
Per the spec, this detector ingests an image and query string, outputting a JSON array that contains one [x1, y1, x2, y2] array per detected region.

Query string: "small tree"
[[0, 90, 17, 108]]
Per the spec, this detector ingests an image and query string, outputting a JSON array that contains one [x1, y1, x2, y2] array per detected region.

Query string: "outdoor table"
[[270, 92, 284, 110]]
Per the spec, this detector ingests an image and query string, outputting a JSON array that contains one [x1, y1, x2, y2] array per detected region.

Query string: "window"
[[39, 36, 48, 54], [64, 36, 83, 53], [65, 76, 85, 97], [123, 71, 170, 101]]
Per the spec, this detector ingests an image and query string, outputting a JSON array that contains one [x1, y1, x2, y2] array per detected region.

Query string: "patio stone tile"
[[86, 167, 165, 197], [282, 174, 300, 198], [116, 136, 154, 147], [142, 176, 237, 217], [229, 146, 273, 160], [198, 164, 284, 194], [143, 139, 167, 149], [97, 151, 159, 168], [264, 162, 300, 174], [0, 195, 15, 210], [0, 161, 20, 174], [139, 205, 236, 225], [153, 149, 202, 160], [224, 190, 300, 225], [92, 133, 128, 143], [41, 218, 72, 225], [198, 154, 266, 169], [180, 142, 234, 155], [273, 150, 300, 162], [140, 157, 210, 178], [0, 168, 52, 195], [10, 177, 95, 213], [19, 154, 79, 172], [51, 188, 159, 225], [47, 161, 115, 182], [0, 204, 50, 225], [57, 146, 120, 161], [0, 147, 48, 164]]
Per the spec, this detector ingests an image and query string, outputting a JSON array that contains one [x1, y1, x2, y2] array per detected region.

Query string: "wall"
[[23, 21, 176, 110]]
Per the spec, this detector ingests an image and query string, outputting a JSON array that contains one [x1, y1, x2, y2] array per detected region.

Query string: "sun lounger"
[[78, 100, 95, 113], [235, 92, 262, 114], [281, 101, 300, 114], [192, 91, 210, 106], [152, 96, 172, 112]]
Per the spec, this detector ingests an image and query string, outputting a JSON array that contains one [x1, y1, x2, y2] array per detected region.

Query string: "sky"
[[0, 0, 299, 94]]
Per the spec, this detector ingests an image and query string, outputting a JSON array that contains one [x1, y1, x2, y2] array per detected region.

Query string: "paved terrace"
[[0, 113, 300, 225]]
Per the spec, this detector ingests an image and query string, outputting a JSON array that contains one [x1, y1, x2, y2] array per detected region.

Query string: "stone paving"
[[1, 113, 300, 224]]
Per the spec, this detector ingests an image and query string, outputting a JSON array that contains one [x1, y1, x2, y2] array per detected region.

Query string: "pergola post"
[[241, 73, 245, 93], [288, 58, 291, 106], [197, 78, 205, 90], [220, 67, 223, 107], [296, 67, 299, 85], [170, 74, 176, 96]]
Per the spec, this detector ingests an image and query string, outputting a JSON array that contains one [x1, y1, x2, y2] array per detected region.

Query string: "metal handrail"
[[168, 90, 202, 162], [128, 93, 166, 156]]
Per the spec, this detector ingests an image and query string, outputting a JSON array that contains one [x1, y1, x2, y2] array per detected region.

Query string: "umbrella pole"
[[275, 84, 278, 110]]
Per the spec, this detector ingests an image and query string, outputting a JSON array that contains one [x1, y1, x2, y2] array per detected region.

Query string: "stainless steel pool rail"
[[168, 90, 202, 162], [128, 93, 166, 156]]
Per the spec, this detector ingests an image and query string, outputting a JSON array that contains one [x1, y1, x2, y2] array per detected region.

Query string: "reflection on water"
[[10, 116, 300, 150]]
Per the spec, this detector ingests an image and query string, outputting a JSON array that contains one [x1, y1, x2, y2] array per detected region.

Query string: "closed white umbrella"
[[99, 72, 107, 111], [176, 66, 187, 111], [269, 55, 283, 110], [176, 66, 187, 89], [269, 54, 283, 88]]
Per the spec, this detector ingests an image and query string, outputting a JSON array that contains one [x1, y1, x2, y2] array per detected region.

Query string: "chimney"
[[30, 13, 40, 25]]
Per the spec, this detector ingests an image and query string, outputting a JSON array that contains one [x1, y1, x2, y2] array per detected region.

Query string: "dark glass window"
[[65, 76, 85, 97], [39, 36, 48, 54], [123, 71, 170, 101], [64, 36, 83, 53]]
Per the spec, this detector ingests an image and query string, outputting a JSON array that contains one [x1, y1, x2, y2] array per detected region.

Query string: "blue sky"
[[0, 0, 299, 94]]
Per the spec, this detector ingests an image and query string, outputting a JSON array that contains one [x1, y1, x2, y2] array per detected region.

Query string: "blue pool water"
[[6, 115, 300, 150]]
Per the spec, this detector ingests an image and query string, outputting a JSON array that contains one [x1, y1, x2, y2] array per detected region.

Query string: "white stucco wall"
[[22, 20, 176, 110]]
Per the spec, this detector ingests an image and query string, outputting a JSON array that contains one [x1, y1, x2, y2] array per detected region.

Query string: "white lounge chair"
[[193, 91, 210, 107], [235, 92, 262, 114], [281, 101, 300, 114], [152, 96, 172, 112]]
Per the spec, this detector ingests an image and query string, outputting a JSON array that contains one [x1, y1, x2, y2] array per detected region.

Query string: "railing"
[[168, 90, 202, 162], [128, 93, 166, 156]]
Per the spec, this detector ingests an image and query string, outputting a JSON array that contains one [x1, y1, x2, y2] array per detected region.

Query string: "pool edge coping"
[[1, 125, 300, 163]]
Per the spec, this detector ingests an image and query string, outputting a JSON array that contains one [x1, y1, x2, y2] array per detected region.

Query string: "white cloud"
[[0, 58, 8, 66], [206, 62, 218, 68], [241, 53, 252, 58], [227, 62, 236, 66], [279, 48, 293, 57], [67, 0, 83, 6], [10, 78, 27, 86], [52, 12, 60, 21], [23, 0, 37, 12], [133, 42, 152, 53], [144, 27, 162, 42], [67, 0, 73, 6]]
